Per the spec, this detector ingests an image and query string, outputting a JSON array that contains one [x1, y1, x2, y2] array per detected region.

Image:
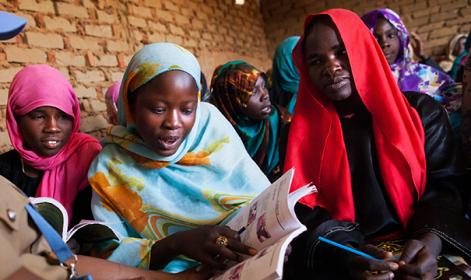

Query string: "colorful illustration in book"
[[228, 263, 244, 280], [256, 213, 271, 242], [247, 202, 257, 226]]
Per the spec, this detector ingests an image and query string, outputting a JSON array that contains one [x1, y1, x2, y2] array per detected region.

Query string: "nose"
[[260, 87, 269, 101], [377, 35, 390, 49], [163, 110, 182, 130], [325, 56, 342, 78], [44, 116, 60, 133]]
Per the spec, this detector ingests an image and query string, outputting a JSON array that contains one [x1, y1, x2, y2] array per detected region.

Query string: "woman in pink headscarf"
[[105, 81, 121, 125], [0, 64, 101, 224]]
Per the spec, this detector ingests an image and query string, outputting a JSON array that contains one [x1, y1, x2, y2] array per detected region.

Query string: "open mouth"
[[156, 136, 180, 150], [261, 105, 272, 115], [41, 139, 61, 149]]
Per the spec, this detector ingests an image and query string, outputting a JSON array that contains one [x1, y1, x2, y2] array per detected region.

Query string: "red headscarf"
[[284, 9, 426, 228]]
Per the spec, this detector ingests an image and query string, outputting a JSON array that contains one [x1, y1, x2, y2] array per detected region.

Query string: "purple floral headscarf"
[[362, 8, 458, 108]]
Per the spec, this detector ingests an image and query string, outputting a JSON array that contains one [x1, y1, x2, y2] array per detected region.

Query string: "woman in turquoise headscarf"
[[210, 61, 290, 182], [88, 43, 270, 273], [270, 36, 300, 115]]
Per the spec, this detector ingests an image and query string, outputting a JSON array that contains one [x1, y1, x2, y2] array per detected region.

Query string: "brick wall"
[[0, 0, 270, 151], [262, 0, 471, 59]]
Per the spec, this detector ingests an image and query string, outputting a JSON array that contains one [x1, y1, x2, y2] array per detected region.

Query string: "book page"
[[66, 220, 121, 243], [210, 227, 305, 280], [225, 168, 314, 250]]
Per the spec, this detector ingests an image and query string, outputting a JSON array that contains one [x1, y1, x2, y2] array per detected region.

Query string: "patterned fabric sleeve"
[[91, 190, 155, 269]]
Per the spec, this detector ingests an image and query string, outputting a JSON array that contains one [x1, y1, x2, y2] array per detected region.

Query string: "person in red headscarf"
[[283, 9, 470, 280]]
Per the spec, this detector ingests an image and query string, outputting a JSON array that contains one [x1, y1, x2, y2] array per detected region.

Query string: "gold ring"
[[215, 235, 229, 247]]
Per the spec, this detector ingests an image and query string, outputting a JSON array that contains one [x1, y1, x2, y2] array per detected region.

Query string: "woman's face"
[[130, 71, 198, 157], [304, 19, 354, 102], [373, 17, 401, 65], [240, 76, 272, 120], [18, 106, 74, 157]]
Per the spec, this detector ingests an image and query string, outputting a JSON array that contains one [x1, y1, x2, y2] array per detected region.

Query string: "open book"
[[29, 197, 121, 254], [212, 168, 317, 280]]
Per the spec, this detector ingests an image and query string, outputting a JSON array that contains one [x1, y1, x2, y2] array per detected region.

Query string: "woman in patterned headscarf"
[[88, 43, 269, 272], [362, 9, 458, 106], [210, 60, 290, 182]]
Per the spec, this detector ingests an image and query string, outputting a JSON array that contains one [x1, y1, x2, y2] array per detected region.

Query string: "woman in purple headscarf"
[[105, 81, 121, 125], [362, 9, 459, 110]]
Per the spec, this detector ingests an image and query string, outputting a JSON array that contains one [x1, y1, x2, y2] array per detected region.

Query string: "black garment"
[[284, 92, 470, 279], [0, 149, 93, 226]]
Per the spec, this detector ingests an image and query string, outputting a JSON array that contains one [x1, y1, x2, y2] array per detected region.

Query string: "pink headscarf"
[[6, 64, 101, 219], [105, 81, 121, 103]]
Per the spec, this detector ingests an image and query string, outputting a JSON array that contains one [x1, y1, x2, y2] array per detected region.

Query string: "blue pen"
[[318, 236, 382, 261]]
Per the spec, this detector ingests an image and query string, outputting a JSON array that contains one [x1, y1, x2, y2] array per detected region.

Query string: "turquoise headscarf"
[[88, 43, 270, 272], [271, 36, 300, 115]]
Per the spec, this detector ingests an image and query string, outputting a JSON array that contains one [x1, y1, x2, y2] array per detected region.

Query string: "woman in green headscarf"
[[210, 61, 290, 182], [270, 36, 300, 115]]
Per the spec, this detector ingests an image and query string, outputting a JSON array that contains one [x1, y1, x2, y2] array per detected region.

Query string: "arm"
[[287, 204, 397, 279], [398, 93, 471, 278], [75, 255, 212, 280], [405, 92, 470, 257]]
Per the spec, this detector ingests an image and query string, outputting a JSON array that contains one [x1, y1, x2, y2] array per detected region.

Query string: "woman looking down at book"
[[88, 42, 270, 273], [0, 65, 101, 225], [283, 9, 470, 279]]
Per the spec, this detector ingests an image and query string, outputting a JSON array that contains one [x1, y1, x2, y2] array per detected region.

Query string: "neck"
[[21, 159, 42, 178], [333, 91, 363, 116]]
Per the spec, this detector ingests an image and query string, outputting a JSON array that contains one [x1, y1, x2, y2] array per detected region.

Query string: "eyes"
[[149, 105, 195, 116], [27, 111, 72, 121], [307, 47, 348, 67], [374, 31, 399, 42]]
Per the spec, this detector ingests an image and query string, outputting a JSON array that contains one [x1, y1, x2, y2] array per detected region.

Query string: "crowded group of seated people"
[[1, 6, 470, 280]]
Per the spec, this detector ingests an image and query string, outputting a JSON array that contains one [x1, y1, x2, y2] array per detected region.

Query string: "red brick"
[[0, 67, 22, 83], [73, 70, 106, 83], [163, 1, 179, 12], [80, 115, 109, 132], [18, 0, 54, 13], [155, 9, 174, 21], [96, 55, 118, 67], [85, 25, 113, 38], [148, 32, 166, 43], [68, 35, 101, 51], [55, 51, 86, 66], [166, 34, 183, 45], [174, 13, 190, 25], [44, 17, 77, 32], [56, 2, 89, 18], [143, 0, 162, 8], [75, 86, 97, 98], [106, 41, 130, 52], [128, 16, 147, 28], [96, 10, 115, 24], [90, 100, 107, 111], [149, 22, 167, 33], [4, 46, 47, 63], [169, 24, 185, 36], [26, 32, 64, 49], [128, 4, 153, 18]]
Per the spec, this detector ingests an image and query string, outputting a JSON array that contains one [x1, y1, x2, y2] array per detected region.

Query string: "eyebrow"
[[306, 43, 345, 58]]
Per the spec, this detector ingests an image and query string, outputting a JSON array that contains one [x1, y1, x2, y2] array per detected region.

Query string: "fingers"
[[400, 239, 424, 264], [349, 267, 395, 280], [351, 255, 397, 273], [217, 226, 257, 256]]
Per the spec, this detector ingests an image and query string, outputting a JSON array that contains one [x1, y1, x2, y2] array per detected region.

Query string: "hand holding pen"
[[319, 237, 399, 279]]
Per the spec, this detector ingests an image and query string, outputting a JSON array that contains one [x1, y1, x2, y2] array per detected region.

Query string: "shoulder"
[[0, 150, 21, 175], [403, 91, 446, 121]]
